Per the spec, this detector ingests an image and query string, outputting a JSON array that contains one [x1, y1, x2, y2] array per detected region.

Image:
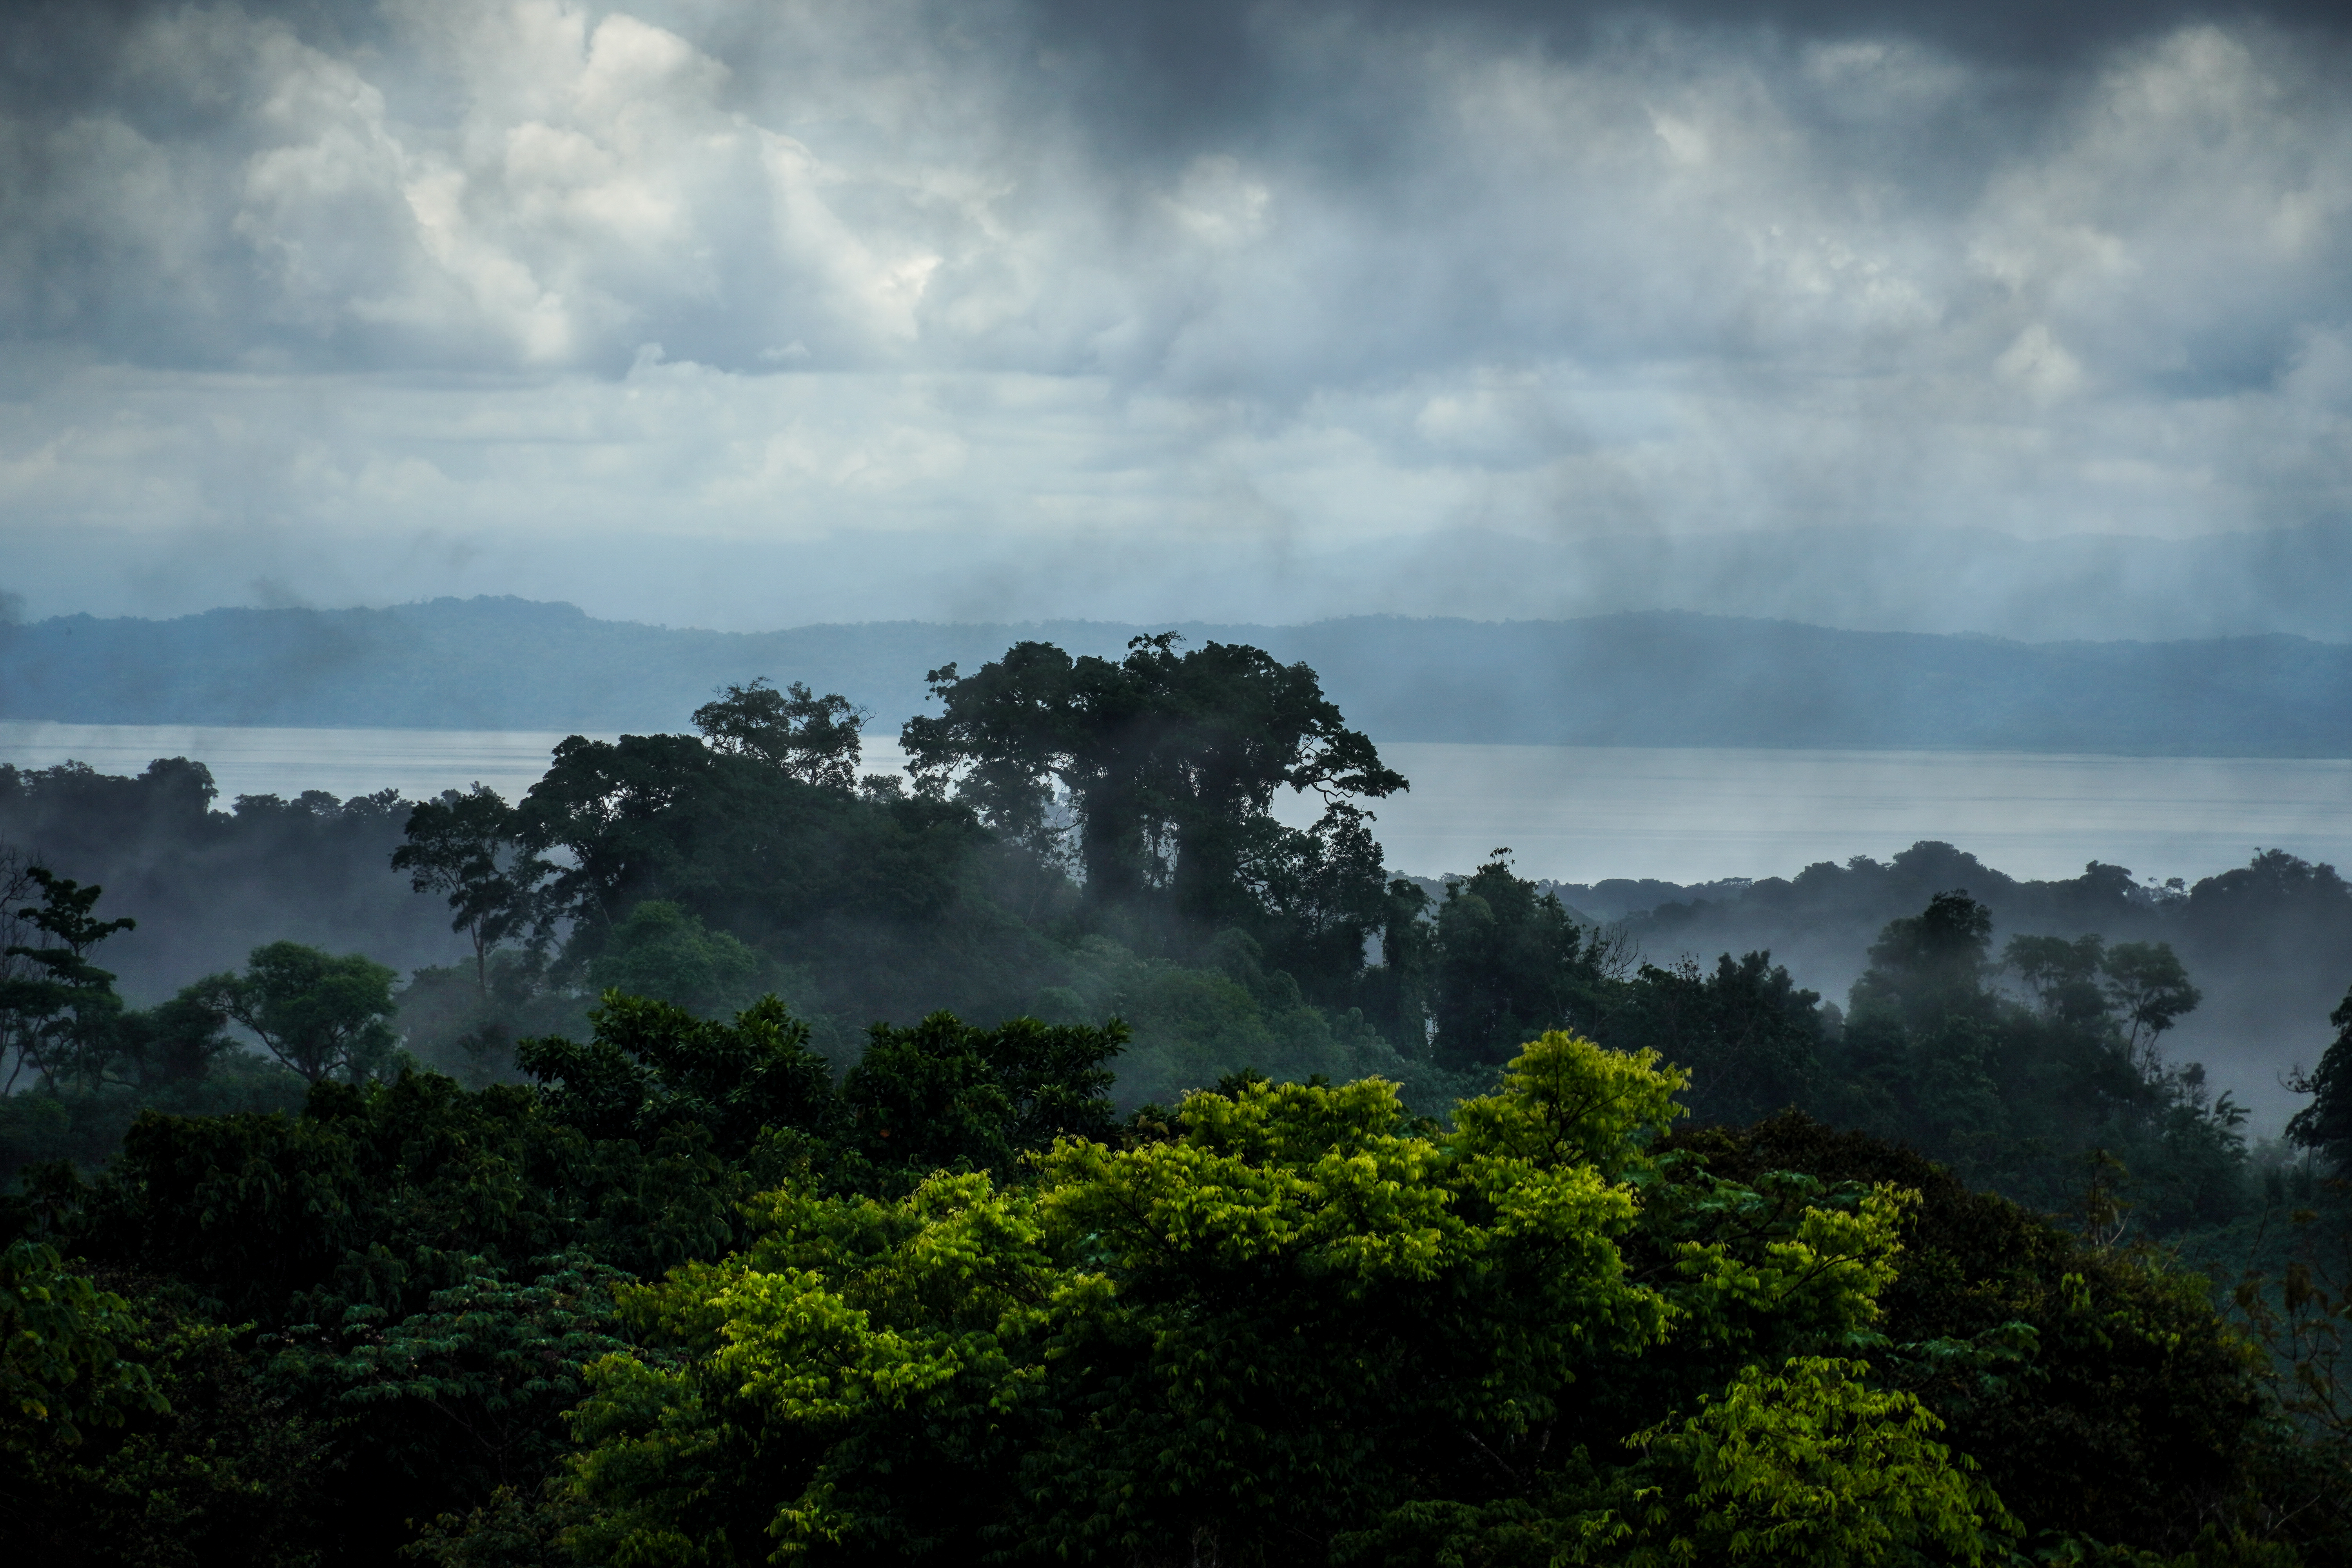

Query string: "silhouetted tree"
[[2288, 983, 2352, 1174], [902, 635, 1405, 987], [692, 677, 866, 791], [393, 784, 543, 992]]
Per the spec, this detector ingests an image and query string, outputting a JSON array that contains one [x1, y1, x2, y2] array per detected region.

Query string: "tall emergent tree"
[[693, 677, 868, 791], [392, 784, 543, 991], [0, 864, 134, 1092], [901, 635, 1406, 985]]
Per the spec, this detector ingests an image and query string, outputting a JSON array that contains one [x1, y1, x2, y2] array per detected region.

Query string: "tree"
[[840, 1010, 1125, 1184], [902, 636, 1405, 965], [1356, 875, 1436, 1051], [692, 678, 866, 791], [1849, 888, 1994, 1031], [549, 1033, 2014, 1566], [1233, 798, 1392, 1000], [512, 733, 723, 941], [0, 1239, 165, 1449], [392, 785, 543, 993], [2099, 939, 2201, 1069], [583, 900, 778, 1018], [1601, 949, 1827, 1126], [0, 865, 135, 1092], [518, 991, 837, 1161], [114, 990, 235, 1090], [2287, 981, 2352, 1173], [2004, 933, 2110, 1026], [1429, 850, 1606, 1071], [195, 942, 400, 1084]]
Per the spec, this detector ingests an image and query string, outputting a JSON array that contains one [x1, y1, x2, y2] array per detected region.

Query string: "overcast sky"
[[4, 0, 2350, 630]]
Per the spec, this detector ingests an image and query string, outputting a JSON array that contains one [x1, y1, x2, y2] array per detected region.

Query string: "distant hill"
[[4, 597, 2350, 757]]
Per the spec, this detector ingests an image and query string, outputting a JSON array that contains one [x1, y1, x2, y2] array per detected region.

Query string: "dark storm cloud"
[[0, 0, 2349, 629], [1011, 0, 2352, 154]]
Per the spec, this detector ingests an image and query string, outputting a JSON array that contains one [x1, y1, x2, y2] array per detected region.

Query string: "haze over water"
[[8, 721, 2348, 888]]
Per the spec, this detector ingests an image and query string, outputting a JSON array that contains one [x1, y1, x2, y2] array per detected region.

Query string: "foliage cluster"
[[2, 1017, 2334, 1565]]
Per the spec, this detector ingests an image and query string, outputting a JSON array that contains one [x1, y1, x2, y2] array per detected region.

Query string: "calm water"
[[4, 720, 2349, 885]]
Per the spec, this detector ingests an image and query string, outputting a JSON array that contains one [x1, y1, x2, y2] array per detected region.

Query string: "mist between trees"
[[7, 634, 2352, 1564]]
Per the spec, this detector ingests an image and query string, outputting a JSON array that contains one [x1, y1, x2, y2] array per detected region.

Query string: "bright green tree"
[[549, 1032, 2007, 1566], [0, 1239, 165, 1448]]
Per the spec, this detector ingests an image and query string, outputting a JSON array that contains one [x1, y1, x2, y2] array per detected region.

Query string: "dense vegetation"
[[5, 632, 2352, 1564], [1562, 840, 2352, 1105], [4, 1012, 2348, 1564]]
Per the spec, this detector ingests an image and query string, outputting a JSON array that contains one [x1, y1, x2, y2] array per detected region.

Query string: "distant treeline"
[[1549, 846, 2352, 1126], [10, 595, 2352, 754]]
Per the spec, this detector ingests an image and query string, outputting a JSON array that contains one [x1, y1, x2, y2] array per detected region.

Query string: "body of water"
[[1357, 741, 2352, 886], [4, 720, 2349, 886]]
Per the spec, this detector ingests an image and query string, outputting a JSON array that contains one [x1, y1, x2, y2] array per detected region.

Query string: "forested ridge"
[[11, 595, 2352, 755], [5, 633, 2352, 1564]]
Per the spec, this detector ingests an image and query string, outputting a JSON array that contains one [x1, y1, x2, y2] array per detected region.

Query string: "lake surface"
[[4, 720, 2349, 885]]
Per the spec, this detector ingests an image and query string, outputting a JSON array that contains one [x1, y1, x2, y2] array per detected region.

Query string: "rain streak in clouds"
[[3, 0, 2351, 626]]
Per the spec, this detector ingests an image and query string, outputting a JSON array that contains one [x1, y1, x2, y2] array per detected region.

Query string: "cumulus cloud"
[[0, 0, 2348, 626]]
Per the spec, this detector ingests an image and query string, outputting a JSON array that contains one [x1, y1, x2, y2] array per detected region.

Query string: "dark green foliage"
[[0, 987, 1138, 1566], [1663, 1113, 2271, 1558], [0, 1054, 308, 1186], [518, 994, 836, 1161], [270, 1254, 635, 1524], [581, 902, 780, 1022], [191, 942, 401, 1084], [901, 634, 1404, 993], [1, 1289, 336, 1568], [839, 1011, 1124, 1184], [1599, 951, 1826, 1126], [1822, 892, 2245, 1228], [691, 677, 866, 791], [1848, 887, 1998, 1030], [0, 997, 2326, 1565], [1429, 850, 1611, 1071], [0, 1238, 164, 1444], [394, 786, 544, 993], [514, 730, 1058, 1029], [2287, 985, 2352, 1174]]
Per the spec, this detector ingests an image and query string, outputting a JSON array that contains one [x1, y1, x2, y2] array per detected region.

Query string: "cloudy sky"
[[4, 0, 2350, 630]]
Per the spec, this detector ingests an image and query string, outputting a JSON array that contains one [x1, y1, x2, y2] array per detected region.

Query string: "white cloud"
[[1, 4, 2350, 627]]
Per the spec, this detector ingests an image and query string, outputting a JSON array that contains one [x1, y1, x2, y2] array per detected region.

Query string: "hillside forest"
[[5, 633, 2352, 1565]]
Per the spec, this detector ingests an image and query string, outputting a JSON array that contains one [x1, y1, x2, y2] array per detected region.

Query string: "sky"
[[3, 0, 2351, 632]]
